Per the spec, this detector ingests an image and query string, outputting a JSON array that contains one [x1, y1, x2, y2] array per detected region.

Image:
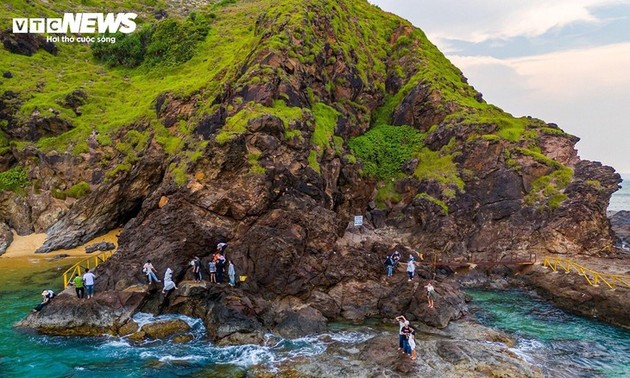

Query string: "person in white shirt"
[[162, 267, 177, 294], [142, 260, 160, 284], [407, 258, 416, 282], [83, 269, 96, 299], [227, 260, 236, 286]]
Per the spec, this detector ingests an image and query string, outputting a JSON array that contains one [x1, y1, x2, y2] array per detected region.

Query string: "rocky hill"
[[2, 0, 622, 337]]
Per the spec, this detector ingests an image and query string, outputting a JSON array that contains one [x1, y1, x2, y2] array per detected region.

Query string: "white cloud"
[[371, 0, 628, 44], [369, 0, 630, 172], [448, 43, 630, 172], [451, 42, 630, 99]]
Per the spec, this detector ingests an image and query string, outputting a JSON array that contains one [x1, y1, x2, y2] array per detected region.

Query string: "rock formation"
[[2, 0, 623, 337]]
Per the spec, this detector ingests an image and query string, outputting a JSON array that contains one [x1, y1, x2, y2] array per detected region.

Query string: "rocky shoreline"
[[15, 279, 543, 378]]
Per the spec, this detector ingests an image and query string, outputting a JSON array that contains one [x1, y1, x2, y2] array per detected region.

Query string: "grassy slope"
[[0, 0, 573, 209]]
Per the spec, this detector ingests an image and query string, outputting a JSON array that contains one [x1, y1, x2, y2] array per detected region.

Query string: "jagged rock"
[[4, 113, 73, 141], [11, 0, 625, 340], [610, 210, 630, 248], [520, 262, 630, 328], [273, 299, 327, 338], [127, 331, 146, 342], [117, 319, 139, 336], [141, 319, 190, 339], [172, 334, 194, 343], [35, 143, 165, 253], [2, 71, 12, 79], [0, 31, 58, 56], [15, 291, 146, 336], [0, 193, 34, 235], [85, 241, 116, 253], [0, 222, 13, 255], [62, 89, 87, 115]]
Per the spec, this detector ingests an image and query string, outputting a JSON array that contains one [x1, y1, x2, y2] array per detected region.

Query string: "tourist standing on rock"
[[216, 253, 226, 283], [72, 274, 84, 299], [395, 315, 408, 351], [191, 256, 202, 281], [208, 259, 217, 283], [83, 268, 96, 299], [407, 257, 416, 281], [391, 250, 401, 268], [400, 321, 412, 356], [143, 260, 161, 284], [408, 327, 417, 360], [385, 255, 394, 277], [32, 290, 55, 312], [228, 260, 236, 286], [425, 281, 437, 309], [162, 267, 178, 294]]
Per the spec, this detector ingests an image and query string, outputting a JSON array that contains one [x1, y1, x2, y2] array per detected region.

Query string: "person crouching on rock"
[[162, 267, 178, 294], [391, 249, 401, 268], [32, 290, 55, 312], [143, 259, 161, 284]]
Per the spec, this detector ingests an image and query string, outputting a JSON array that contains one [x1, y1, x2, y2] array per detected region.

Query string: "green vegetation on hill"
[[92, 12, 212, 67], [0, 0, 575, 209], [348, 124, 422, 180], [0, 166, 29, 192]]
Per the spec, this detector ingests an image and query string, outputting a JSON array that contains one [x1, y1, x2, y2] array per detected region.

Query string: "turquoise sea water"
[[467, 289, 630, 378], [609, 174, 630, 212], [2, 280, 629, 376], [0, 286, 374, 377]]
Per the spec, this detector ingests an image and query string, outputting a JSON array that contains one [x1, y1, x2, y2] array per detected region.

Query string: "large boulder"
[[141, 319, 190, 339], [0, 222, 13, 255], [15, 290, 147, 336]]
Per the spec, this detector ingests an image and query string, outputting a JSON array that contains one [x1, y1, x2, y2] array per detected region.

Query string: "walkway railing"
[[543, 256, 630, 289], [62, 250, 116, 288]]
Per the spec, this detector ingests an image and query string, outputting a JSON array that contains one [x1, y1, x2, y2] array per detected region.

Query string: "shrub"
[[91, 27, 153, 68], [0, 166, 29, 192], [92, 12, 211, 67], [349, 124, 423, 180]]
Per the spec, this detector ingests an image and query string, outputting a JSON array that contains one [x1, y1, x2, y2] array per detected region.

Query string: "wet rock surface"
[[5, 0, 625, 349], [260, 321, 540, 378], [15, 290, 147, 336], [519, 259, 630, 328], [141, 318, 190, 339], [610, 210, 630, 249]]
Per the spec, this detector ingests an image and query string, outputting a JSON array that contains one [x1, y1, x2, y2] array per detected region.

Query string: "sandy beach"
[[0, 230, 121, 291], [1, 229, 120, 258]]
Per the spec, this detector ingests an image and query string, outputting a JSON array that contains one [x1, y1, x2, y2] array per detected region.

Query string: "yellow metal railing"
[[543, 256, 630, 289], [62, 250, 116, 288]]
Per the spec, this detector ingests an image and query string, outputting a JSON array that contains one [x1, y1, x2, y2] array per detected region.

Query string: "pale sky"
[[370, 0, 630, 174]]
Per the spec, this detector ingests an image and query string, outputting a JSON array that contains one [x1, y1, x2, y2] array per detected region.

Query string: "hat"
[[41, 290, 48, 295]]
